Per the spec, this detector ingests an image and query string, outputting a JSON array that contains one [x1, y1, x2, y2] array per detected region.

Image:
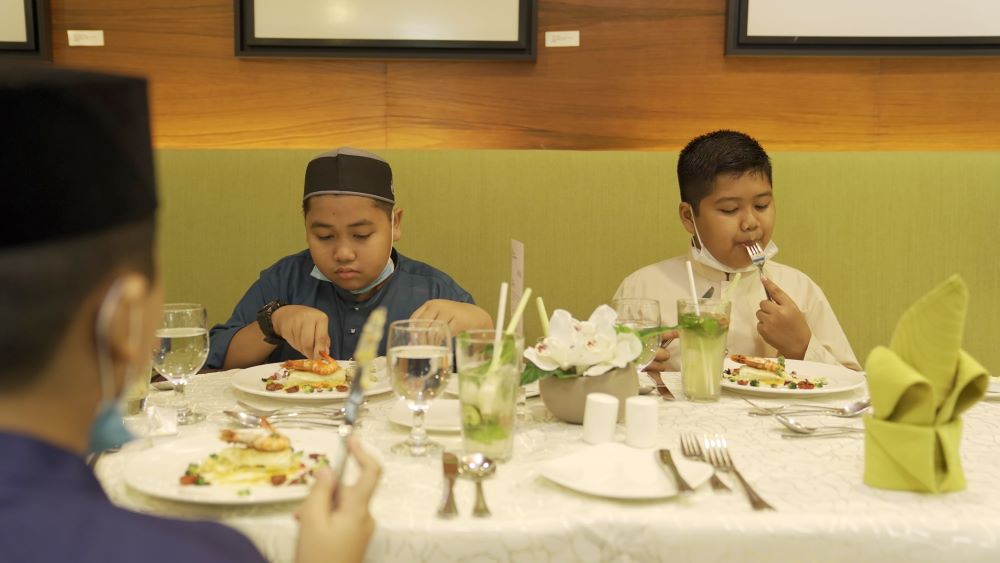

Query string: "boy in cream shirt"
[[615, 130, 860, 372]]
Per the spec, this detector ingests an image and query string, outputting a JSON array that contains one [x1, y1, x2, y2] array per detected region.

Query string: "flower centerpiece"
[[522, 304, 659, 424]]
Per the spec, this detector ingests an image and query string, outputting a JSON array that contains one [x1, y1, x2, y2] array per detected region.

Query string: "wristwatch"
[[256, 299, 287, 345]]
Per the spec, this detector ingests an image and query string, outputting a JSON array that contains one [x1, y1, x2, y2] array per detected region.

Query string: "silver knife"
[[331, 307, 387, 488], [656, 449, 694, 494]]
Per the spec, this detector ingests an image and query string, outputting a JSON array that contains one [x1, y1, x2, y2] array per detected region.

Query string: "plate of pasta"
[[123, 428, 372, 504], [231, 356, 390, 401], [721, 355, 865, 397]]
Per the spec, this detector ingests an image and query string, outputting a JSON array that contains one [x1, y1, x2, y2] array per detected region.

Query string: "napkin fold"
[[863, 275, 989, 493]]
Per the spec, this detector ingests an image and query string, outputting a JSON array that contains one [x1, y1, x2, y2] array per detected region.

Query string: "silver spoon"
[[774, 414, 863, 437], [224, 410, 341, 429], [744, 397, 871, 418], [459, 453, 496, 517]]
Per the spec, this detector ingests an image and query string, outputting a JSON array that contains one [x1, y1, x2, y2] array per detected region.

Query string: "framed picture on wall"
[[0, 0, 49, 59], [236, 0, 536, 60], [727, 0, 1000, 55]]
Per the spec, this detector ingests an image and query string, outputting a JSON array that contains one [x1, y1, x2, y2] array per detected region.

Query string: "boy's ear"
[[391, 208, 403, 242], [678, 203, 696, 236]]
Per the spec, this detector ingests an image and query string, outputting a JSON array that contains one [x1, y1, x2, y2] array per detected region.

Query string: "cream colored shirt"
[[614, 255, 861, 371]]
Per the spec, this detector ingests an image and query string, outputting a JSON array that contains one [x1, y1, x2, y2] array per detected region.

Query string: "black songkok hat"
[[0, 65, 157, 249], [304, 147, 394, 205]]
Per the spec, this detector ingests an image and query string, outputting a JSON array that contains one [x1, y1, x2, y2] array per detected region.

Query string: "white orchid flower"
[[523, 304, 644, 377]]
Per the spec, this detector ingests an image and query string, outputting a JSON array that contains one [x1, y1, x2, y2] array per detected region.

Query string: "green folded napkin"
[[863, 275, 989, 493]]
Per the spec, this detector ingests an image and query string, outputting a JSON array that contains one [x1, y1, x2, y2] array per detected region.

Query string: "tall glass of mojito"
[[677, 299, 731, 402], [455, 330, 523, 462]]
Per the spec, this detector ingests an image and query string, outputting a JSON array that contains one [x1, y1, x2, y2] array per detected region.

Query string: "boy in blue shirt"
[[0, 66, 379, 563], [209, 148, 491, 368]]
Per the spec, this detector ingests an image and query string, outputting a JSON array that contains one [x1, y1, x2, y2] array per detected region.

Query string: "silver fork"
[[236, 400, 350, 418], [703, 435, 775, 511], [745, 242, 773, 301], [679, 433, 730, 491]]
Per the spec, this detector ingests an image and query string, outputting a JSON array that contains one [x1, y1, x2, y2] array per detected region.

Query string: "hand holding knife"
[[331, 307, 387, 494]]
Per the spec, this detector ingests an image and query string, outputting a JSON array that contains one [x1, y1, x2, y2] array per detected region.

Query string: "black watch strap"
[[256, 299, 287, 345]]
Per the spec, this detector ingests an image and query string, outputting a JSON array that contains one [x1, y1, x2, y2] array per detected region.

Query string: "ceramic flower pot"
[[538, 364, 639, 424]]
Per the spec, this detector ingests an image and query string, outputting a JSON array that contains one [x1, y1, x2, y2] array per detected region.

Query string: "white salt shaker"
[[582, 393, 619, 444], [625, 396, 658, 448]]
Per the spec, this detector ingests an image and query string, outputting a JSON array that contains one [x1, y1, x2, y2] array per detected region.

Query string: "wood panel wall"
[[49, 0, 1000, 150]]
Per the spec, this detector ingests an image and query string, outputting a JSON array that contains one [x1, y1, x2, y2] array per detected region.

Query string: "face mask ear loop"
[[95, 279, 126, 407], [687, 205, 705, 251]]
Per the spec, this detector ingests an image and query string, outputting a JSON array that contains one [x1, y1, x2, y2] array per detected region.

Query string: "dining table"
[[95, 369, 1000, 563]]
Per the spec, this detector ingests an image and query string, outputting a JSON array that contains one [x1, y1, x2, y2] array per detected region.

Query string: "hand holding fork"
[[746, 242, 773, 302]]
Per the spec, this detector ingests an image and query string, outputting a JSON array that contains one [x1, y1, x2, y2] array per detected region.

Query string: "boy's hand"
[[642, 330, 679, 374], [410, 300, 493, 334], [755, 278, 811, 360], [295, 437, 381, 563], [271, 304, 331, 360]]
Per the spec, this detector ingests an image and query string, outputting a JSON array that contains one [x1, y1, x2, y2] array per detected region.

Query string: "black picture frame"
[[235, 0, 536, 61], [0, 0, 49, 59], [726, 0, 1000, 56]]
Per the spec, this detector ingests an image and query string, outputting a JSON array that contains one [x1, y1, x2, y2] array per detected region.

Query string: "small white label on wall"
[[68, 30, 105, 46], [545, 30, 580, 47]]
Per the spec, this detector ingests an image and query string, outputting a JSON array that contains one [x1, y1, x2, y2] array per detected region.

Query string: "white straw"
[[536, 296, 550, 337], [685, 260, 701, 315], [505, 288, 533, 335], [493, 282, 509, 353]]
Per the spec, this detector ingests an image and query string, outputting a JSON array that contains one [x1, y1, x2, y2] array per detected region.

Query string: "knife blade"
[[647, 370, 675, 401], [656, 449, 694, 494], [331, 307, 387, 487], [437, 452, 459, 518]]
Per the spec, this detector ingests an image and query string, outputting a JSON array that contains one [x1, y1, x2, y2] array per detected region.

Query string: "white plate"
[[721, 358, 866, 397], [231, 359, 390, 402], [538, 442, 713, 500], [444, 377, 540, 398], [984, 378, 1000, 400], [124, 429, 364, 505], [388, 398, 461, 432]]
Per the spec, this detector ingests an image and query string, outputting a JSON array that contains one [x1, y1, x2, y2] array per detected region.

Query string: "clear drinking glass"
[[677, 298, 731, 402], [152, 303, 209, 424], [387, 319, 453, 456], [455, 330, 523, 462], [613, 298, 662, 380]]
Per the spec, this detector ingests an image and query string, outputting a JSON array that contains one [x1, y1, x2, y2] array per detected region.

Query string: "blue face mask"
[[88, 278, 140, 455], [310, 211, 396, 295]]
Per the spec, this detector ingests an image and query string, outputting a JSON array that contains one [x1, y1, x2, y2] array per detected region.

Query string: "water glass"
[[387, 319, 453, 456], [455, 330, 523, 462], [152, 303, 209, 424], [677, 299, 731, 402], [613, 298, 661, 368]]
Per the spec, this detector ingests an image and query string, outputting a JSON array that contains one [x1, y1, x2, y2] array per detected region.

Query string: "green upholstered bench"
[[156, 150, 999, 372]]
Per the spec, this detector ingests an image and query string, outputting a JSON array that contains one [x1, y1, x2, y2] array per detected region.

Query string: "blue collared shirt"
[[0, 432, 265, 563], [207, 249, 473, 367]]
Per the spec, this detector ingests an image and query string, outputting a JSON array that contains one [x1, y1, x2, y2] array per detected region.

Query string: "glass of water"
[[152, 303, 209, 425], [387, 319, 453, 456], [613, 298, 662, 386]]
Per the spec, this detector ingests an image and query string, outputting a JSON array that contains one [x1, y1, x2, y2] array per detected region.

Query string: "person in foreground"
[[616, 130, 860, 372], [0, 65, 379, 563], [208, 147, 491, 369]]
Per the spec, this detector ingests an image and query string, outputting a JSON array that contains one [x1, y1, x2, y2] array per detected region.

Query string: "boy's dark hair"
[[0, 219, 156, 384], [677, 130, 772, 214], [302, 196, 393, 218]]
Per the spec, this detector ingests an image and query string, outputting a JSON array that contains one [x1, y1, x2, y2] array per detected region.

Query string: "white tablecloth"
[[96, 371, 1000, 563]]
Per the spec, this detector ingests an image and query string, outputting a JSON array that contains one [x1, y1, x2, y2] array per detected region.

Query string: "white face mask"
[[310, 210, 396, 294], [688, 210, 778, 274]]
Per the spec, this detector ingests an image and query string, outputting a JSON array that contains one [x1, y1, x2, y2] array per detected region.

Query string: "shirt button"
[[350, 328, 357, 334]]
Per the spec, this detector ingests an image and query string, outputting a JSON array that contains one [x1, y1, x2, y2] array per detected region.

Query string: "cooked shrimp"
[[219, 428, 291, 452], [729, 354, 783, 373], [282, 351, 340, 375]]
